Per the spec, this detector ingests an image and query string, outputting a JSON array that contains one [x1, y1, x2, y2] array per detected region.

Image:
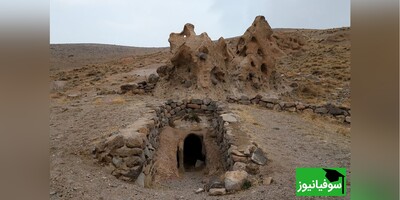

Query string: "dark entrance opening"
[[183, 134, 205, 170]]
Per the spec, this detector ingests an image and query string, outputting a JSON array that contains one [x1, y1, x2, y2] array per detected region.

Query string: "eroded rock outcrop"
[[231, 15, 284, 89], [158, 23, 234, 89], [156, 16, 284, 96]]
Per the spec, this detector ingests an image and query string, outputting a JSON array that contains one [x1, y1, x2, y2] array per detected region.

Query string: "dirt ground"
[[50, 28, 350, 199]]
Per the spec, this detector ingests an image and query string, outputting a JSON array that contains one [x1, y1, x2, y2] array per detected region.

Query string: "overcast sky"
[[50, 0, 350, 47]]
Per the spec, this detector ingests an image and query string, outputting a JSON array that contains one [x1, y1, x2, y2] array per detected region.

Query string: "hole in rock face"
[[261, 63, 268, 74], [257, 49, 263, 56], [247, 72, 255, 80], [199, 46, 209, 54], [183, 134, 205, 170]]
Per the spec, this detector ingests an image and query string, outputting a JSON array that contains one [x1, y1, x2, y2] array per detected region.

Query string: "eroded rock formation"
[[158, 23, 234, 89], [157, 16, 284, 94], [231, 16, 284, 89]]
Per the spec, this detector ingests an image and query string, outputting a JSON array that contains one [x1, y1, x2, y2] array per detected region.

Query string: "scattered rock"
[[231, 149, 245, 156], [120, 83, 137, 93], [303, 108, 314, 114], [191, 99, 203, 104], [144, 147, 153, 159], [224, 170, 248, 192], [112, 157, 123, 168], [296, 103, 306, 110], [183, 80, 192, 88], [314, 107, 328, 114], [106, 135, 125, 150], [266, 103, 274, 109], [124, 156, 142, 168], [195, 188, 205, 194], [251, 148, 267, 165], [111, 146, 142, 157], [283, 102, 296, 108], [326, 104, 347, 116], [261, 96, 279, 104], [250, 98, 260, 104], [203, 98, 212, 105], [67, 93, 80, 98], [187, 104, 201, 109], [335, 115, 346, 123], [231, 155, 248, 163], [220, 113, 238, 123], [135, 172, 145, 187], [345, 116, 351, 123], [209, 188, 226, 196], [122, 165, 143, 180], [147, 73, 159, 83], [52, 80, 67, 91], [290, 82, 298, 88], [240, 96, 249, 101], [239, 100, 251, 105], [125, 134, 145, 148], [273, 104, 281, 111], [195, 160, 204, 168], [263, 177, 273, 185], [205, 177, 225, 191], [232, 162, 247, 171], [245, 163, 260, 175]]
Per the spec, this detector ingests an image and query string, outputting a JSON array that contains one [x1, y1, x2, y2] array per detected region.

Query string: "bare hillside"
[[50, 43, 168, 70]]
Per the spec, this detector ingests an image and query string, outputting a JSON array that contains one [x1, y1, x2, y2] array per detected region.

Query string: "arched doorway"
[[183, 134, 205, 170]]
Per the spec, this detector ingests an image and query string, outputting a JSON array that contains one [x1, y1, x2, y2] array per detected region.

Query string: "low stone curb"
[[227, 95, 351, 124]]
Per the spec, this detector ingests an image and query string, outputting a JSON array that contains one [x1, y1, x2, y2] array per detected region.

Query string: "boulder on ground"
[[147, 73, 159, 83], [224, 170, 248, 192], [251, 148, 267, 165]]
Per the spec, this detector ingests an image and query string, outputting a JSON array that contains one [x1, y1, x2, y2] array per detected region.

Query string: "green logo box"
[[296, 168, 346, 196]]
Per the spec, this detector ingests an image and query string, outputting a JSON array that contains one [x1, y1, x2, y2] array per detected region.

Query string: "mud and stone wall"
[[93, 98, 268, 188], [227, 94, 351, 124]]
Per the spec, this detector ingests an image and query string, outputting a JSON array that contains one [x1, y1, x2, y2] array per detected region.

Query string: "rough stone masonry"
[[93, 98, 268, 194]]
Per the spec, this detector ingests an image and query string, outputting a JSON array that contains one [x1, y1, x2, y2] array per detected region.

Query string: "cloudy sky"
[[50, 0, 350, 47]]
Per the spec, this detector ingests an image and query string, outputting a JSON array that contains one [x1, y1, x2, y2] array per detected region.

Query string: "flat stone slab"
[[251, 148, 267, 165], [220, 113, 238, 123], [209, 188, 226, 196]]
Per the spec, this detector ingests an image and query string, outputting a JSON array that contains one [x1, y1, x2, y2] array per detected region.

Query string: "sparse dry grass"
[[92, 96, 127, 105], [234, 107, 258, 126], [110, 96, 126, 104], [336, 127, 350, 136], [93, 98, 103, 105], [276, 28, 350, 106]]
